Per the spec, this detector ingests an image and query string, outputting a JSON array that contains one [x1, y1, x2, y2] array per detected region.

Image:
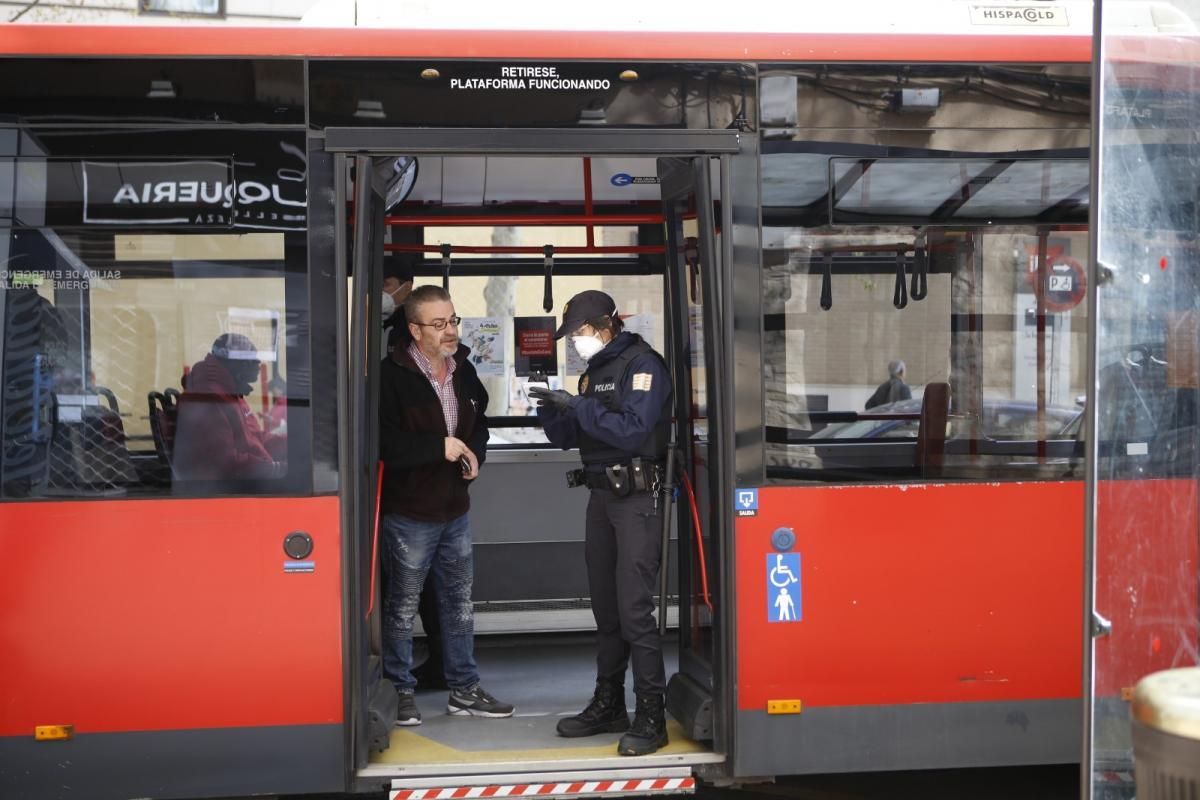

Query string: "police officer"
[[528, 290, 673, 757]]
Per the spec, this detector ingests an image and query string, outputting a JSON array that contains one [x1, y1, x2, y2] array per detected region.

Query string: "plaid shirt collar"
[[407, 341, 457, 381]]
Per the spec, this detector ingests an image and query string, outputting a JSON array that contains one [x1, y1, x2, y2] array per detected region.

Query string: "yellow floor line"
[[371, 720, 706, 765]]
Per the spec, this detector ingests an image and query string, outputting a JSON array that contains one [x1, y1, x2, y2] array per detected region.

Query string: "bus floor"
[[368, 631, 712, 773]]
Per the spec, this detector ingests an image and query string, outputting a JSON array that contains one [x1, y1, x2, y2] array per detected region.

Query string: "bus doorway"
[[331, 130, 744, 796]]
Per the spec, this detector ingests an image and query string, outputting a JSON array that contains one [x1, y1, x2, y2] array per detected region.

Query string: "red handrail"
[[366, 461, 384, 619], [680, 470, 714, 615], [385, 213, 663, 226], [385, 243, 664, 255], [583, 157, 595, 248]]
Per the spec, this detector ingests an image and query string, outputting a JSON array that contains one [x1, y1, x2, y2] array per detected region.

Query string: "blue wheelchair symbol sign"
[[767, 553, 801, 622]]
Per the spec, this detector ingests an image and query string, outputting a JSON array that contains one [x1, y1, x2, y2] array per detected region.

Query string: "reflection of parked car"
[[811, 398, 1081, 441], [782, 397, 1082, 479]]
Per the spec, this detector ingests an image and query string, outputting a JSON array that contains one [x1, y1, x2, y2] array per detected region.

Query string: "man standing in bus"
[[528, 290, 673, 757], [865, 359, 912, 409], [379, 285, 514, 726]]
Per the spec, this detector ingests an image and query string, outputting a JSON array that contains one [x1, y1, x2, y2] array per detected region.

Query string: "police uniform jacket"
[[538, 332, 671, 467]]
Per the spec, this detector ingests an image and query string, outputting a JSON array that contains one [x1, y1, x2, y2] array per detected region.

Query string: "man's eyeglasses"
[[412, 315, 462, 331]]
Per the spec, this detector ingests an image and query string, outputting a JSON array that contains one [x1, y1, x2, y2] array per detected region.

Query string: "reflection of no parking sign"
[[767, 553, 802, 623], [1038, 257, 1086, 312]]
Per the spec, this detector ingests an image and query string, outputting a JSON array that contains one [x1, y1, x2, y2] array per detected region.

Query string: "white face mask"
[[571, 334, 605, 361], [381, 291, 397, 320]]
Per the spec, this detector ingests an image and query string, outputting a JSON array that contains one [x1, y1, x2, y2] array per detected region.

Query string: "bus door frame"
[[327, 128, 750, 781], [657, 155, 726, 714], [337, 153, 389, 777]]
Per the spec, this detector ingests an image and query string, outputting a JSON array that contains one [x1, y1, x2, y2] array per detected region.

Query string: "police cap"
[[554, 290, 617, 339]]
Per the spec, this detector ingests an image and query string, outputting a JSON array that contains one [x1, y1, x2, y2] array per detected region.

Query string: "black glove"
[[528, 386, 573, 411]]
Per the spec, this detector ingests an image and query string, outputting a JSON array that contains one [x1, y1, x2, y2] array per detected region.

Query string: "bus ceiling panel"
[[401, 156, 663, 207], [760, 144, 1088, 228], [436, 157, 485, 207]]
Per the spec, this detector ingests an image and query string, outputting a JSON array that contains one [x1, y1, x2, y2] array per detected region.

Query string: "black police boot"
[[617, 693, 668, 756], [556, 679, 630, 738]]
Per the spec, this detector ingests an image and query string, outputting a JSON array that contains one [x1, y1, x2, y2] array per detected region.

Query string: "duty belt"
[[567, 459, 665, 495]]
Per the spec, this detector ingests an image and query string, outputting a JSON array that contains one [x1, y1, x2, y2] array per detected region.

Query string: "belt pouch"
[[631, 462, 650, 492], [605, 464, 633, 497]]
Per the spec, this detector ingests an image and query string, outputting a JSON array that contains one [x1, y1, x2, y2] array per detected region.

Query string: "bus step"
[[390, 767, 696, 800]]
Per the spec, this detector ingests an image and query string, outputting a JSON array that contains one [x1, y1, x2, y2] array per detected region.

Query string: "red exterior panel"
[[0, 496, 343, 736], [735, 482, 1085, 711], [0, 26, 1091, 63]]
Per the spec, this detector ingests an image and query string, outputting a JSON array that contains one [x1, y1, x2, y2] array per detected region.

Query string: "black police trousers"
[[585, 487, 666, 696]]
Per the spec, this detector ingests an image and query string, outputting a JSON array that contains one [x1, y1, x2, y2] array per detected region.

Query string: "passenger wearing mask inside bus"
[[529, 290, 674, 757], [865, 359, 912, 410], [173, 333, 284, 482], [382, 276, 412, 338]]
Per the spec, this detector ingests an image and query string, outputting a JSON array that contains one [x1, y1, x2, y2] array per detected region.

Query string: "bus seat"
[[46, 388, 138, 495], [148, 390, 179, 468], [916, 382, 950, 478]]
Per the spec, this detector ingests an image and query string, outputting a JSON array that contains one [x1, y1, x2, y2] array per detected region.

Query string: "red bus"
[[1, 7, 1193, 800]]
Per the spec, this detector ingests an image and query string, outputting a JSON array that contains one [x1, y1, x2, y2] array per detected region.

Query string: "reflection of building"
[[5, 0, 316, 24]]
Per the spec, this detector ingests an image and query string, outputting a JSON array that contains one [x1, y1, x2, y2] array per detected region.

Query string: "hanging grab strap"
[[820, 252, 833, 310], [893, 250, 908, 309], [543, 244, 555, 313], [910, 233, 928, 301], [440, 243, 451, 291], [684, 237, 700, 305]]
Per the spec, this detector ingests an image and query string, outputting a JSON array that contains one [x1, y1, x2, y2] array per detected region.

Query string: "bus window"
[[759, 64, 1090, 484], [1, 152, 311, 499]]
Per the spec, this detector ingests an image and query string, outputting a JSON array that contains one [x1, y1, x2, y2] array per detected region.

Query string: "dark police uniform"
[[538, 330, 673, 701]]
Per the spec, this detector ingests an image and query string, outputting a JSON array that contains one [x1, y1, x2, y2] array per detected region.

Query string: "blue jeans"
[[381, 512, 479, 692]]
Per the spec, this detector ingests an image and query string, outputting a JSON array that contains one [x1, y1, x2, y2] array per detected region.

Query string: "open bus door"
[[345, 155, 398, 773], [657, 157, 727, 750], [325, 130, 737, 797], [1087, 4, 1200, 799]]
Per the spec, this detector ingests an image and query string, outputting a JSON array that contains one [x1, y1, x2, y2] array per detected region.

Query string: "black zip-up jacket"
[[379, 343, 489, 521]]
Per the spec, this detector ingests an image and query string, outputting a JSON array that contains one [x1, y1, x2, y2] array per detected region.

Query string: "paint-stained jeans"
[[381, 512, 479, 692]]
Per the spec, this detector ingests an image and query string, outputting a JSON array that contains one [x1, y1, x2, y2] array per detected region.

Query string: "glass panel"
[[763, 219, 1088, 483], [1091, 3, 1200, 795], [0, 228, 310, 499], [762, 66, 1090, 487]]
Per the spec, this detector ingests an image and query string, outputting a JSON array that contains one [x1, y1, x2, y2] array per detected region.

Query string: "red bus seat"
[[916, 382, 950, 478]]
